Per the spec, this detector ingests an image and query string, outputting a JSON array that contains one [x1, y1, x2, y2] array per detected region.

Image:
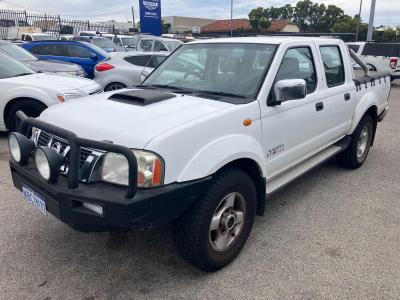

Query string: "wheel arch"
[[3, 97, 47, 130], [215, 158, 266, 216]]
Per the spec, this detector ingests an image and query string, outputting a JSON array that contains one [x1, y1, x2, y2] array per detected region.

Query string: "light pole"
[[367, 0, 376, 41], [355, 0, 363, 41], [230, 0, 233, 37]]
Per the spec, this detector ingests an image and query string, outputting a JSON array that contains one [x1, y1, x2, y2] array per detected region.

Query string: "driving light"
[[34, 147, 64, 183], [101, 150, 164, 188], [8, 132, 35, 165]]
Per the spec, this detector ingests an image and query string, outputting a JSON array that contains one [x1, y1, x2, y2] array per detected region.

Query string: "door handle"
[[315, 102, 324, 111], [344, 93, 351, 101]]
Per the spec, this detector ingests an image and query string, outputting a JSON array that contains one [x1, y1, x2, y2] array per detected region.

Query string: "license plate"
[[22, 185, 47, 215]]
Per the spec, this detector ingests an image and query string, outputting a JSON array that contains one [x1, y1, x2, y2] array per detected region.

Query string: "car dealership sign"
[[140, 0, 162, 36]]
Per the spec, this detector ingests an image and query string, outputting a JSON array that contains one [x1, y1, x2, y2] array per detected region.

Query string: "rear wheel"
[[104, 82, 127, 92], [337, 114, 375, 169], [5, 99, 47, 132], [173, 169, 257, 272]]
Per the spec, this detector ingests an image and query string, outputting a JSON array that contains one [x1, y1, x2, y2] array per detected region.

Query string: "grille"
[[37, 131, 94, 168]]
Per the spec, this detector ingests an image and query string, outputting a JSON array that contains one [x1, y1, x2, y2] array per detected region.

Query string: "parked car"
[[112, 35, 139, 51], [78, 30, 108, 37], [20, 33, 55, 42], [8, 37, 390, 271], [0, 52, 101, 131], [21, 40, 110, 79], [0, 40, 87, 77], [136, 36, 183, 52], [94, 51, 168, 91], [347, 42, 400, 80], [72, 36, 119, 53]]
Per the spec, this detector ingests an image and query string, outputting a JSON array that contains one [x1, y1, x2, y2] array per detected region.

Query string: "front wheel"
[[337, 114, 375, 169], [104, 82, 127, 92], [173, 169, 257, 272]]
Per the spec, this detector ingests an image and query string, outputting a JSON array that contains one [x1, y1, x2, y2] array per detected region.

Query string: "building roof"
[[201, 18, 296, 33]]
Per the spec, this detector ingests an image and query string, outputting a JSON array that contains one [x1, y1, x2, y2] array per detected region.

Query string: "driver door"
[[261, 46, 328, 179]]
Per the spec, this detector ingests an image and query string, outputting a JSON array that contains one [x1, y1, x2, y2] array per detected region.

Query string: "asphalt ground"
[[0, 84, 399, 299]]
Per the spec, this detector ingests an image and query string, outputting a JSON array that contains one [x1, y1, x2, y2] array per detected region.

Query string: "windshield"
[[0, 43, 37, 61], [164, 40, 183, 51], [122, 37, 138, 47], [91, 37, 116, 48], [143, 43, 277, 99], [0, 53, 35, 79]]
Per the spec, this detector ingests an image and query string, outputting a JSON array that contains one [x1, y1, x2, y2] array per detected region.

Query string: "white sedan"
[[94, 52, 169, 91], [0, 52, 102, 131]]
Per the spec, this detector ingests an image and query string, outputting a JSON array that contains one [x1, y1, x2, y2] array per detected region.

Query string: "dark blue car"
[[21, 40, 110, 78]]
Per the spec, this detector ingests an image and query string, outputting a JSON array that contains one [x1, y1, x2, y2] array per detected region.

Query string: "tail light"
[[95, 63, 115, 72], [390, 57, 398, 70]]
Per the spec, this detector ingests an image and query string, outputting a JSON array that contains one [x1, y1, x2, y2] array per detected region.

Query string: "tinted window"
[[140, 40, 153, 51], [67, 45, 93, 58], [30, 44, 66, 56], [348, 44, 360, 54], [154, 40, 168, 51], [124, 55, 151, 66], [275, 47, 317, 93], [320, 46, 345, 88]]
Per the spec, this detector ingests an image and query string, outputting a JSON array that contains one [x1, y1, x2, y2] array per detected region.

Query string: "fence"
[[0, 9, 116, 39]]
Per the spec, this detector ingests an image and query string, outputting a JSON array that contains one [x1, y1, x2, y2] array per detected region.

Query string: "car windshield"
[[34, 35, 56, 41], [0, 53, 35, 79], [164, 40, 183, 51], [91, 37, 116, 48], [0, 43, 38, 61], [122, 37, 138, 47], [143, 43, 277, 99]]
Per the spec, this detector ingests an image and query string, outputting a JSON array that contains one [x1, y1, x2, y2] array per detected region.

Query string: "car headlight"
[[56, 92, 81, 102], [101, 150, 164, 188], [55, 71, 80, 77]]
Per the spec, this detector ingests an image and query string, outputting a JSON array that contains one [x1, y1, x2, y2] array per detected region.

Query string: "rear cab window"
[[320, 46, 345, 88]]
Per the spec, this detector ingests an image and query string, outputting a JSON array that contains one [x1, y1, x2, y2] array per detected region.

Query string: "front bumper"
[[10, 160, 211, 232]]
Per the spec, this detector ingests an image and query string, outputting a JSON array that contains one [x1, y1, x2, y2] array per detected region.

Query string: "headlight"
[[101, 150, 164, 188], [56, 92, 81, 102], [8, 132, 35, 165]]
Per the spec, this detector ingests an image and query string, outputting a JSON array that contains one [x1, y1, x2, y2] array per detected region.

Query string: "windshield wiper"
[[14, 72, 34, 77], [144, 84, 195, 94], [196, 90, 248, 99]]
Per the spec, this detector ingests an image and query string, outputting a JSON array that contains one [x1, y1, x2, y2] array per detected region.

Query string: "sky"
[[0, 0, 398, 26]]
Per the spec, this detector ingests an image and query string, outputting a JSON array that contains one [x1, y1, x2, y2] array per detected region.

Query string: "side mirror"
[[269, 79, 307, 106]]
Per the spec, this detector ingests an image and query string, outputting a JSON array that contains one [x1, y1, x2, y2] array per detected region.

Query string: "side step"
[[266, 137, 351, 195]]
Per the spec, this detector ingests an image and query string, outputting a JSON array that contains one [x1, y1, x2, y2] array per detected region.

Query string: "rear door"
[[315, 42, 356, 139], [65, 44, 98, 78]]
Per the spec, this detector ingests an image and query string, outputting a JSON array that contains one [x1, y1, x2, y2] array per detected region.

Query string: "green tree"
[[331, 15, 368, 41], [249, 7, 271, 33]]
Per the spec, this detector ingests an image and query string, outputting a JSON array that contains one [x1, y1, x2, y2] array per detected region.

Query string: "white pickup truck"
[[8, 37, 390, 272]]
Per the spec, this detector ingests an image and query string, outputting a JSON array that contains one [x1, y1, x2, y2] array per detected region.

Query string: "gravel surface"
[[0, 84, 399, 300]]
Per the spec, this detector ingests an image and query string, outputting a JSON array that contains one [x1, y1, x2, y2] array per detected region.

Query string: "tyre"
[[104, 82, 127, 92], [5, 99, 47, 132], [337, 114, 375, 169], [173, 169, 257, 272]]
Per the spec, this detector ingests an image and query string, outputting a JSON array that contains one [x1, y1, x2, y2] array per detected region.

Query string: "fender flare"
[[177, 134, 266, 182], [347, 93, 378, 135]]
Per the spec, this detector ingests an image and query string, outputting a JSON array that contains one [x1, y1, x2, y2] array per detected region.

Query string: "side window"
[[31, 44, 65, 56], [67, 45, 93, 58], [154, 40, 168, 51], [140, 40, 153, 51], [320, 46, 345, 88], [275, 47, 317, 93], [124, 55, 151, 67]]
